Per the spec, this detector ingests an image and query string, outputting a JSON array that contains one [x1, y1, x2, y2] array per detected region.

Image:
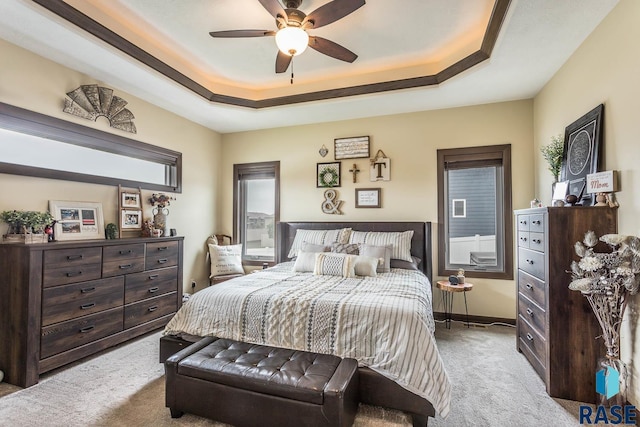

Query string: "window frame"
[[233, 161, 280, 266], [437, 144, 513, 280]]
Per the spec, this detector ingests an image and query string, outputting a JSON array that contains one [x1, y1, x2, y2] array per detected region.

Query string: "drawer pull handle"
[[526, 308, 534, 316], [66, 271, 83, 277], [157, 258, 168, 264], [525, 283, 533, 290], [532, 239, 541, 244], [526, 259, 534, 265], [119, 249, 132, 255], [157, 246, 169, 251], [67, 254, 83, 261], [80, 303, 96, 310], [148, 305, 159, 312], [119, 264, 133, 269], [520, 220, 527, 225], [149, 274, 159, 279], [526, 333, 534, 342], [149, 287, 160, 293], [79, 325, 95, 333], [80, 287, 96, 293], [520, 237, 527, 241], [532, 220, 541, 225]]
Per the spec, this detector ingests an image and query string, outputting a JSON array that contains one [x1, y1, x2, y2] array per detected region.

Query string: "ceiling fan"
[[209, 0, 366, 75]]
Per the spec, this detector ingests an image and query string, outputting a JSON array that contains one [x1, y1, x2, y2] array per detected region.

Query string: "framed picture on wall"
[[355, 188, 381, 208], [560, 104, 604, 206], [317, 162, 341, 188]]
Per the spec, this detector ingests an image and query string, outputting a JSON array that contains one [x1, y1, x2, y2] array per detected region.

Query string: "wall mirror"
[[0, 102, 181, 192]]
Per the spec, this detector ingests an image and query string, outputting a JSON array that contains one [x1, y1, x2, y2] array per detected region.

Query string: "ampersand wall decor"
[[321, 189, 343, 215]]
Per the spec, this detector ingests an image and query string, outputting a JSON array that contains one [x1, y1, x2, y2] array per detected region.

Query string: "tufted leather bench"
[[165, 337, 359, 427]]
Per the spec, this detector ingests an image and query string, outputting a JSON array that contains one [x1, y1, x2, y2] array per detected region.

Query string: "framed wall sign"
[[560, 104, 604, 206], [317, 162, 341, 187], [49, 200, 105, 240], [334, 136, 370, 160], [355, 188, 381, 208]]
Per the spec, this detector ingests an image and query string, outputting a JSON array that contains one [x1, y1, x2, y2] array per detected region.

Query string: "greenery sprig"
[[540, 134, 564, 182]]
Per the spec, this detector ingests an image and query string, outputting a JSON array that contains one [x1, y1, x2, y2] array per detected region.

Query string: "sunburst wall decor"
[[63, 84, 136, 133]]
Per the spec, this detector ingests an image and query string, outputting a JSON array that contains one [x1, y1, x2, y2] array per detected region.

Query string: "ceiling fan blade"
[[258, 0, 286, 19], [303, 0, 365, 29], [308, 36, 357, 62], [276, 51, 292, 73], [209, 30, 275, 38]]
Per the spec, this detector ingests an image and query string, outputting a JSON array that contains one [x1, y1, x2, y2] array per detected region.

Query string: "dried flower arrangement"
[[568, 231, 640, 358], [149, 193, 175, 208]]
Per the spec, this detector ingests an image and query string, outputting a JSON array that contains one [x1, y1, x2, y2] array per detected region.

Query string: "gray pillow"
[[359, 244, 392, 273]]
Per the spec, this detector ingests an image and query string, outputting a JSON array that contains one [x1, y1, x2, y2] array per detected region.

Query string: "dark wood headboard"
[[276, 222, 432, 284]]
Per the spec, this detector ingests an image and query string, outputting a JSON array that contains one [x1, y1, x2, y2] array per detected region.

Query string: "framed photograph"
[[121, 191, 141, 208], [334, 136, 370, 160], [317, 162, 341, 188], [560, 104, 604, 206], [49, 200, 105, 240], [355, 188, 381, 208], [121, 209, 142, 229], [552, 180, 569, 203]]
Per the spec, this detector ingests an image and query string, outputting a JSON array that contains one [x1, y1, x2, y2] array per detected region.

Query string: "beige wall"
[[0, 39, 222, 293], [221, 99, 534, 320], [533, 0, 639, 405]]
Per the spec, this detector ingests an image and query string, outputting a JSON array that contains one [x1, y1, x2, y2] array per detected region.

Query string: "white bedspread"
[[164, 262, 451, 417]]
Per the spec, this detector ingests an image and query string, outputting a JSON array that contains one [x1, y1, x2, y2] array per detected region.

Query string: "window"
[[233, 161, 280, 265], [437, 145, 513, 279]]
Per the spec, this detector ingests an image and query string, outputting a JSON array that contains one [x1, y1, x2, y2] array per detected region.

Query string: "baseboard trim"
[[433, 312, 516, 326]]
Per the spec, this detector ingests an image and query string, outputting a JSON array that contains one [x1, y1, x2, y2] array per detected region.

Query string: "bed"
[[161, 221, 451, 426]]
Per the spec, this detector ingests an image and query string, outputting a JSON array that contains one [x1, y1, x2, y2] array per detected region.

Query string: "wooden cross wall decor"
[[348, 164, 360, 183]]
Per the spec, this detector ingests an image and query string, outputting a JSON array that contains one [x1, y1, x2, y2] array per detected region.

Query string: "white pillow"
[[353, 255, 379, 277], [208, 244, 244, 277], [293, 252, 317, 272], [287, 228, 352, 258], [359, 244, 392, 273], [313, 253, 356, 278], [349, 230, 414, 262]]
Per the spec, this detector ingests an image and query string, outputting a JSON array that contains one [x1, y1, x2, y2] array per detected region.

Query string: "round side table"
[[436, 280, 474, 328]]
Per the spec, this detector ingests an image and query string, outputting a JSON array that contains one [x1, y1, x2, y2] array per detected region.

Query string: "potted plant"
[[540, 134, 564, 183], [1, 210, 54, 243]]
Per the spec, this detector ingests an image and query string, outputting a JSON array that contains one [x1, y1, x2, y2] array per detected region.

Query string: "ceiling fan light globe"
[[275, 27, 309, 56]]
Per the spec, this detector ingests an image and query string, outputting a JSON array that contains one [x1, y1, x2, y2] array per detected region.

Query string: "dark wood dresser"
[[515, 207, 617, 403], [0, 236, 183, 387]]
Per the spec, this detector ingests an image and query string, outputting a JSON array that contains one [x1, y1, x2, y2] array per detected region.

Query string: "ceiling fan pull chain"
[[290, 56, 294, 85]]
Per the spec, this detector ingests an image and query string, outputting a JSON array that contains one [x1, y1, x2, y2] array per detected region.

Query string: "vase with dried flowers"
[[541, 134, 564, 183], [568, 231, 640, 406], [149, 193, 175, 237]]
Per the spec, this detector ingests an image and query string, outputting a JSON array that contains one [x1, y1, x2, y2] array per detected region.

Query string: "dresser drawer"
[[518, 231, 530, 248], [146, 241, 179, 269], [518, 314, 546, 367], [103, 243, 145, 262], [125, 266, 178, 304], [528, 232, 545, 253], [42, 277, 124, 326], [518, 333, 546, 380], [40, 307, 124, 359], [518, 248, 545, 280], [529, 214, 544, 233], [518, 270, 546, 307], [43, 247, 102, 287], [518, 293, 546, 336], [124, 292, 177, 329], [103, 257, 145, 278], [517, 215, 530, 231]]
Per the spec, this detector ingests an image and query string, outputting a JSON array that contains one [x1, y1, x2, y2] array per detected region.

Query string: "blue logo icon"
[[596, 366, 620, 399]]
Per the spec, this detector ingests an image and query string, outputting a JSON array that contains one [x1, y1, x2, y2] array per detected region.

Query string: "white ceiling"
[[0, 0, 619, 134]]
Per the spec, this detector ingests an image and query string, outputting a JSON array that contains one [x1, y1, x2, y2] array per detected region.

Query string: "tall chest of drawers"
[[0, 236, 183, 387], [515, 207, 616, 403]]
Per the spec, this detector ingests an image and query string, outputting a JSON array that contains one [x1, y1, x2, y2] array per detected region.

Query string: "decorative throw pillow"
[[331, 242, 360, 255], [287, 228, 352, 258], [208, 244, 244, 277], [349, 230, 414, 262], [313, 253, 356, 278], [353, 255, 379, 277], [293, 252, 318, 272], [300, 241, 331, 254], [390, 257, 422, 271], [359, 244, 393, 273]]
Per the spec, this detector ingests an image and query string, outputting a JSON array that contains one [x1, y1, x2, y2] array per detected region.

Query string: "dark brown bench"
[[165, 337, 359, 427]]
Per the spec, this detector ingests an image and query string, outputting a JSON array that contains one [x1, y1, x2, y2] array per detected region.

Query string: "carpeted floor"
[[0, 321, 626, 426]]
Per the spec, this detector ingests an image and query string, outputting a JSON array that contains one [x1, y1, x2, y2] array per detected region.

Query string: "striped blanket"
[[163, 262, 451, 417]]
